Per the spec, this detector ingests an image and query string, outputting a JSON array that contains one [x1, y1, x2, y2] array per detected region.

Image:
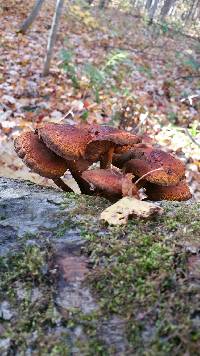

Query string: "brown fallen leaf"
[[100, 196, 163, 225]]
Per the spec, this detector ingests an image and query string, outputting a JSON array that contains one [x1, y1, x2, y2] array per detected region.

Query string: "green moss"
[[1, 194, 200, 355], [71, 200, 200, 354], [0, 246, 71, 354], [51, 195, 200, 354]]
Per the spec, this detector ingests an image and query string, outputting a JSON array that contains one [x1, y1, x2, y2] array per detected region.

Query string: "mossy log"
[[0, 177, 200, 355]]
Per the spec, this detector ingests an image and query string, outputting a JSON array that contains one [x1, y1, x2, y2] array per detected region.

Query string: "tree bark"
[[18, 0, 45, 34], [145, 0, 153, 10], [148, 0, 160, 21], [160, 0, 176, 20], [186, 0, 200, 22], [43, 0, 64, 76], [98, 0, 110, 9]]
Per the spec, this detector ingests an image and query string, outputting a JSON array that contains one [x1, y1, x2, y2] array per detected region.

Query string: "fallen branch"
[[185, 128, 200, 148], [175, 74, 200, 81]]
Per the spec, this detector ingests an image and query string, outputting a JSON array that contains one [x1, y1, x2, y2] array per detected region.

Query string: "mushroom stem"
[[113, 149, 136, 169], [53, 178, 73, 192], [100, 146, 115, 169], [70, 171, 92, 195]]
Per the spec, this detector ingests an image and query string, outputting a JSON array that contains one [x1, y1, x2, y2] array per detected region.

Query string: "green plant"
[[167, 111, 178, 124], [60, 49, 80, 89], [160, 21, 169, 34], [84, 50, 130, 102], [189, 121, 200, 137], [84, 63, 105, 102], [183, 57, 200, 71], [103, 50, 129, 72], [59, 47, 132, 102]]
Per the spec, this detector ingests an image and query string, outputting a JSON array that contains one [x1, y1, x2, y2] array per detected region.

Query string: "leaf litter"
[[0, 0, 199, 200]]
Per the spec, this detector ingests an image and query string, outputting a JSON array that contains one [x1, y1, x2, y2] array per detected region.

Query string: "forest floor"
[[0, 0, 200, 199]]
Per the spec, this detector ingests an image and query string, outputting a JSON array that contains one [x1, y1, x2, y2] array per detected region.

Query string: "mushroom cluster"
[[14, 122, 192, 202]]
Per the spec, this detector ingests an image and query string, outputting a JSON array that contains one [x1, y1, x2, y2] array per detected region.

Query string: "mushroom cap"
[[114, 144, 137, 155], [14, 131, 68, 178], [67, 158, 90, 175], [124, 147, 185, 185], [82, 168, 138, 198], [88, 125, 140, 145], [145, 180, 192, 201], [82, 168, 123, 195], [38, 123, 141, 164], [38, 123, 92, 161], [85, 140, 114, 162], [84, 125, 141, 162]]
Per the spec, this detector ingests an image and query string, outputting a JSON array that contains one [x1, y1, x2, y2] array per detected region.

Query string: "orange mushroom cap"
[[14, 131, 68, 179], [85, 125, 141, 162], [82, 168, 123, 196], [145, 180, 192, 201], [87, 125, 140, 145], [124, 147, 185, 186], [114, 144, 138, 155], [82, 168, 138, 199], [39, 123, 140, 168], [38, 123, 92, 161]]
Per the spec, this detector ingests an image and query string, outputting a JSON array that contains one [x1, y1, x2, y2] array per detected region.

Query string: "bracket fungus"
[[14, 122, 191, 204]]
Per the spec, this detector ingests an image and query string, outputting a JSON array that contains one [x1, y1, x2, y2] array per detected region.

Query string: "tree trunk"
[[195, 0, 200, 20], [148, 0, 160, 21], [18, 0, 45, 34], [145, 0, 153, 10], [43, 0, 64, 76], [160, 0, 176, 20], [186, 0, 199, 23], [98, 0, 110, 9]]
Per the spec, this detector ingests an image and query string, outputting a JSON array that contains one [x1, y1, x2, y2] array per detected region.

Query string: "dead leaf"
[[100, 196, 163, 225]]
